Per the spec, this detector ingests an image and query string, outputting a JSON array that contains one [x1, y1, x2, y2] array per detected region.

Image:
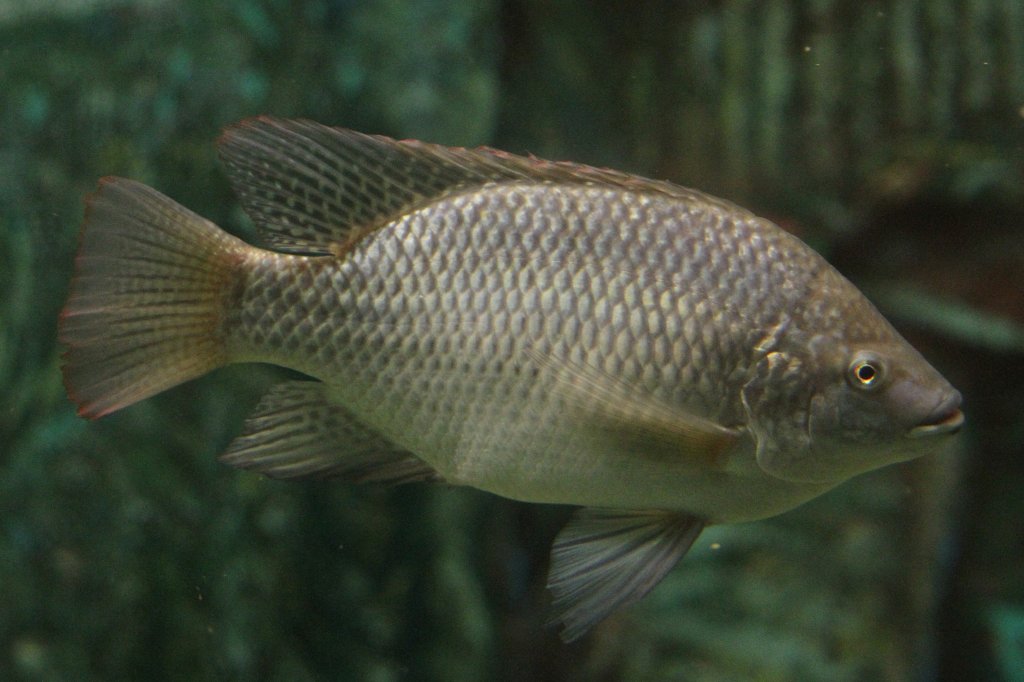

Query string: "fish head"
[[810, 337, 962, 464], [753, 333, 963, 485]]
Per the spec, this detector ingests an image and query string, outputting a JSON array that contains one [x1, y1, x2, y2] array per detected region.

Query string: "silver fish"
[[60, 118, 963, 641]]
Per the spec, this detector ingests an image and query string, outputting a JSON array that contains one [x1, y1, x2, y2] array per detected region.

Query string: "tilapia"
[[60, 118, 963, 641]]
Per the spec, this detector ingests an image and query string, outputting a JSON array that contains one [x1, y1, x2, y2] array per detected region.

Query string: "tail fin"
[[60, 177, 250, 418]]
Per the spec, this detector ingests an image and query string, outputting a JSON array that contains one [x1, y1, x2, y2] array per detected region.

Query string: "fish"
[[59, 117, 964, 642]]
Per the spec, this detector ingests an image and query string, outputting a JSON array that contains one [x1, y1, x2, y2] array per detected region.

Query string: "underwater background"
[[2, 1, 1023, 680]]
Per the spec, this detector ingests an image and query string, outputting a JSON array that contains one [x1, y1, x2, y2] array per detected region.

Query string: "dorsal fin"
[[216, 117, 746, 254]]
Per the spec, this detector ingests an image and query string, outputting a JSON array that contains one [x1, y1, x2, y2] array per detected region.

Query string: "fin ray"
[[547, 508, 704, 642], [217, 117, 750, 254], [60, 177, 249, 418], [529, 350, 739, 468], [220, 381, 442, 485]]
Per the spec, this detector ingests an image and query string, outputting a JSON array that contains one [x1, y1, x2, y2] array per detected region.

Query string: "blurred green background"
[[2, 1, 1023, 680]]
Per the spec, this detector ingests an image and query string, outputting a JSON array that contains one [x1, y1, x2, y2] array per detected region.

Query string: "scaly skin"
[[222, 181, 899, 521]]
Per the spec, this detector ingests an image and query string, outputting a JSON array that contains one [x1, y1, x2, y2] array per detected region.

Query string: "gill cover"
[[741, 350, 818, 483], [742, 345, 909, 485]]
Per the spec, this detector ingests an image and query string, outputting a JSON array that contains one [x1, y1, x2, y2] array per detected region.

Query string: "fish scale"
[[60, 117, 962, 642], [224, 182, 798, 501]]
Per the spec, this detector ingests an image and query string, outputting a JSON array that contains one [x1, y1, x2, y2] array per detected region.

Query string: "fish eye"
[[848, 353, 885, 390]]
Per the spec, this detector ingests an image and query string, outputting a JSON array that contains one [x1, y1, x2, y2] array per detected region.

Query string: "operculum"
[[741, 350, 819, 483]]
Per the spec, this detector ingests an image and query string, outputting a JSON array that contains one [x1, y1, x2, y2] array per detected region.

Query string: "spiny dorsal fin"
[[547, 508, 704, 642], [217, 117, 748, 255], [220, 380, 441, 485]]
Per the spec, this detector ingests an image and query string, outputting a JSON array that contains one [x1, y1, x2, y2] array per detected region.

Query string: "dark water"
[[2, 1, 1023, 680]]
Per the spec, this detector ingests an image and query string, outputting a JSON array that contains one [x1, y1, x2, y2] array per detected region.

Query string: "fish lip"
[[908, 393, 964, 438]]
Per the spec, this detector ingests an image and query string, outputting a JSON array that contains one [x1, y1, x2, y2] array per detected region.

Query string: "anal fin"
[[547, 508, 704, 642], [221, 380, 441, 485]]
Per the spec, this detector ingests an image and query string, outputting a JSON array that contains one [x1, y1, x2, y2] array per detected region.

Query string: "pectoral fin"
[[530, 350, 739, 468], [547, 508, 704, 642], [221, 381, 442, 485]]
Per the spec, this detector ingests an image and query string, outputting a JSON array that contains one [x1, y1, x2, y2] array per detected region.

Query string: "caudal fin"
[[60, 177, 250, 418]]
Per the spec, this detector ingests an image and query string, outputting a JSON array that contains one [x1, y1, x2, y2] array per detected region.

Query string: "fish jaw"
[[909, 409, 964, 438], [908, 391, 964, 438]]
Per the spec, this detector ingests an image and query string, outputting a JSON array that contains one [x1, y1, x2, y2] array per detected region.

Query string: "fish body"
[[60, 118, 963, 641]]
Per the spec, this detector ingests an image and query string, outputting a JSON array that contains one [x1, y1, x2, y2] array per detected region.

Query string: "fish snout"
[[908, 390, 963, 438]]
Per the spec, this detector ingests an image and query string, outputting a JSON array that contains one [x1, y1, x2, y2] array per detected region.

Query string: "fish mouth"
[[908, 393, 964, 438]]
